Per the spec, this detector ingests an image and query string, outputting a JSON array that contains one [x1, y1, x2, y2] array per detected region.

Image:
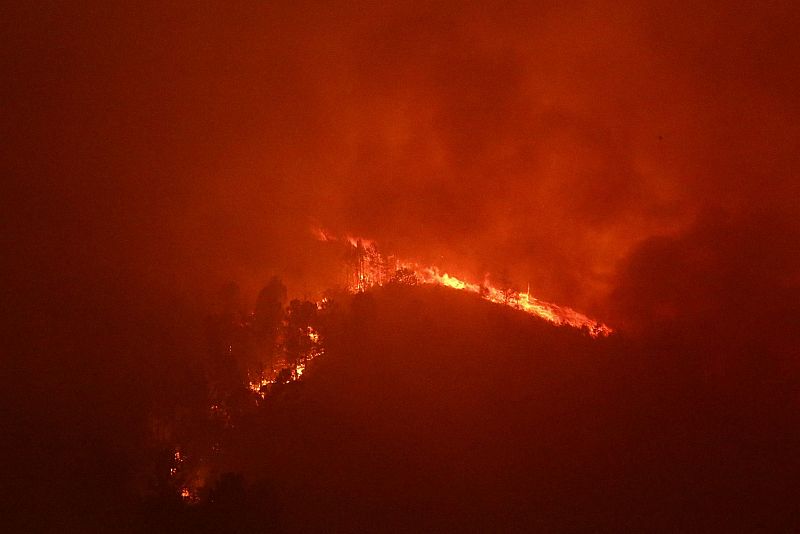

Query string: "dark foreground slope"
[[184, 285, 798, 532]]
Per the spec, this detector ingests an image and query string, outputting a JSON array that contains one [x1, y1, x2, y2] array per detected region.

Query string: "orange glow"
[[414, 265, 612, 337], [247, 326, 324, 399], [317, 229, 613, 337], [248, 377, 276, 397]]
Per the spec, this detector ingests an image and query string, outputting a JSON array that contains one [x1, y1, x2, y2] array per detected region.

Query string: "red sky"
[[5, 1, 799, 320]]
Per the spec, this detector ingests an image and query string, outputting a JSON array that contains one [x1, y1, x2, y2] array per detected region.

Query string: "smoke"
[[6, 1, 798, 314]]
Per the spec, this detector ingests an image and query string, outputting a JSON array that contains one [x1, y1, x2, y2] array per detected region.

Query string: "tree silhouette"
[[285, 299, 318, 365], [253, 276, 287, 351]]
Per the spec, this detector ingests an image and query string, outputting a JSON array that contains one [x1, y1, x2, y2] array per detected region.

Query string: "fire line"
[[319, 230, 613, 338]]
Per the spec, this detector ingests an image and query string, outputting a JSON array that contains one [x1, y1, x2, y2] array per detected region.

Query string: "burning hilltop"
[[154, 232, 614, 504], [208, 280, 624, 532], [317, 230, 613, 338]]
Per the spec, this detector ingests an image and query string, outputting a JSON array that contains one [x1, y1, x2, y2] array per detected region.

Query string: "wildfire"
[[414, 266, 612, 337], [248, 377, 275, 396], [180, 487, 199, 503], [247, 326, 325, 399], [164, 231, 613, 507], [315, 229, 613, 337]]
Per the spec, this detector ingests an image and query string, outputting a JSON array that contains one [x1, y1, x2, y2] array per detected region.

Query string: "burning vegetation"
[[328, 231, 612, 337], [147, 233, 613, 507]]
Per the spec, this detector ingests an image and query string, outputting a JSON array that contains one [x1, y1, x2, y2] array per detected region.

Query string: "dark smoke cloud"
[[612, 209, 800, 351]]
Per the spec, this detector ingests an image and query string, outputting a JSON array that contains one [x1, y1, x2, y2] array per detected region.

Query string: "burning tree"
[[346, 238, 398, 291]]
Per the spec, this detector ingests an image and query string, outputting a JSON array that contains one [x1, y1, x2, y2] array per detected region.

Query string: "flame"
[[180, 487, 199, 502], [414, 265, 611, 336], [168, 232, 611, 506], [318, 229, 613, 337], [248, 377, 275, 396], [247, 326, 324, 399]]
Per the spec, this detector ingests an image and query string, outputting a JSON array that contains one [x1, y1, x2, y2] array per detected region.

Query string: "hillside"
[[149, 285, 796, 532]]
